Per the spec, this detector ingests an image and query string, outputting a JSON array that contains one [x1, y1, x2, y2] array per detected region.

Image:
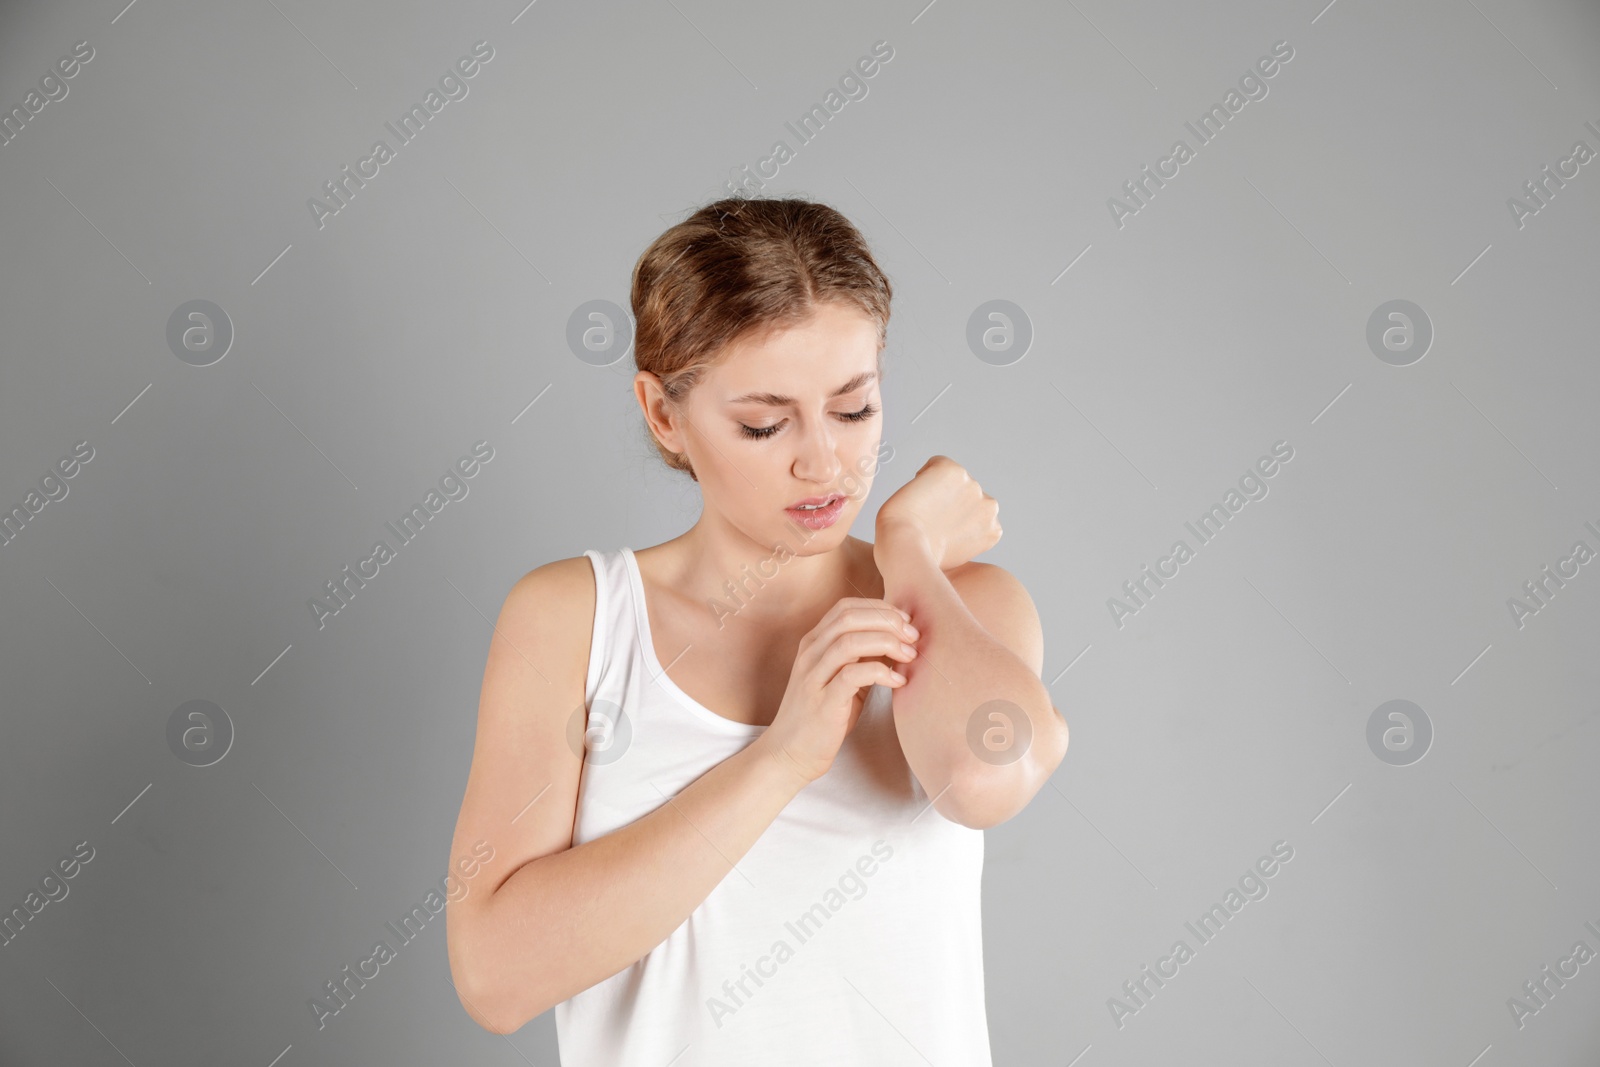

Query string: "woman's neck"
[[640, 526, 882, 626]]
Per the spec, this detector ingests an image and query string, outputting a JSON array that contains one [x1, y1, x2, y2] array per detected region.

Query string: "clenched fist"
[[874, 455, 1001, 571]]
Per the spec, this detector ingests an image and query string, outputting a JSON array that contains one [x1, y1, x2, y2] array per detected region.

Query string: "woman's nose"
[[792, 425, 841, 484]]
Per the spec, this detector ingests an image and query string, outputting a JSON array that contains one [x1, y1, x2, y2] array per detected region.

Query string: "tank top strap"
[[581, 548, 620, 707]]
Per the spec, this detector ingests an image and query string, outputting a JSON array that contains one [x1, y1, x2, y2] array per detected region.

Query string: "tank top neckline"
[[620, 546, 768, 736]]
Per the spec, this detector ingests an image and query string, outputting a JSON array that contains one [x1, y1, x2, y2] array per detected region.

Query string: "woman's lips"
[[786, 494, 845, 529]]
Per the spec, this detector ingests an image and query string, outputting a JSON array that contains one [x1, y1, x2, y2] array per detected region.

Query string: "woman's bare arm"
[[444, 557, 807, 1034], [872, 524, 1068, 830]]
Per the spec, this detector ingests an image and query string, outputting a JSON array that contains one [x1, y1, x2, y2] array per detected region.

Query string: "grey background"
[[1, 0, 1597, 1064]]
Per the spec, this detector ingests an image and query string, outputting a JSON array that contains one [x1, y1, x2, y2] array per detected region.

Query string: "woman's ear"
[[634, 371, 686, 453]]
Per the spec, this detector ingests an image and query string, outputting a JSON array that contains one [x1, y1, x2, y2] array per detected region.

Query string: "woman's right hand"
[[754, 597, 920, 785]]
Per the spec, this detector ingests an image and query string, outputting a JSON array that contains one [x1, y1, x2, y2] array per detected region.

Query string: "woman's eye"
[[739, 423, 781, 439], [738, 404, 878, 441]]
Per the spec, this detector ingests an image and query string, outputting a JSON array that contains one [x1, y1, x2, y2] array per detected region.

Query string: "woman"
[[445, 197, 1067, 1064]]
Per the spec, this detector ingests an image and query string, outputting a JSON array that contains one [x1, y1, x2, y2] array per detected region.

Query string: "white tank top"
[[553, 547, 991, 1066]]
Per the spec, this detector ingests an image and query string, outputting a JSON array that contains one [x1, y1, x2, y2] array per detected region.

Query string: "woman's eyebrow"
[[727, 370, 877, 407]]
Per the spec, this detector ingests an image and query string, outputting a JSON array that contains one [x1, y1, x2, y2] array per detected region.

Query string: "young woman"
[[445, 197, 1067, 1064]]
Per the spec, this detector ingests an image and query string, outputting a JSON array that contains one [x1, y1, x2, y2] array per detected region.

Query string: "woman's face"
[[644, 301, 885, 551]]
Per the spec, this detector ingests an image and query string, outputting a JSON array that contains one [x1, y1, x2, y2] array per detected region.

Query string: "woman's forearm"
[[874, 523, 1064, 829], [450, 738, 807, 1033]]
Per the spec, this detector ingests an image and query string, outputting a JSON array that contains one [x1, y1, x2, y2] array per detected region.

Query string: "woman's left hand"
[[875, 455, 1001, 571]]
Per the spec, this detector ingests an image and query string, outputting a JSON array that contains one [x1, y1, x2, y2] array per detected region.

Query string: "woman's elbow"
[[447, 904, 535, 1035], [945, 711, 1069, 829]]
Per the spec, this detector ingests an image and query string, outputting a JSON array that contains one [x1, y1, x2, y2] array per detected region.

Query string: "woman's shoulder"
[[498, 552, 602, 634]]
